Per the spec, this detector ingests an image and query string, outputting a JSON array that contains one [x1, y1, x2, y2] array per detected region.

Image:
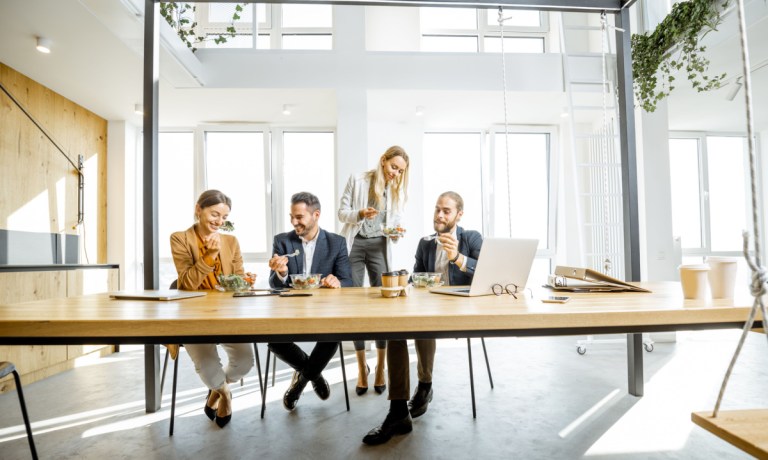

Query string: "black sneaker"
[[312, 374, 331, 400], [283, 371, 309, 411]]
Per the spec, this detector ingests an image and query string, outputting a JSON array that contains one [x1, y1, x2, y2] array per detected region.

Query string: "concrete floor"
[[1, 331, 766, 459]]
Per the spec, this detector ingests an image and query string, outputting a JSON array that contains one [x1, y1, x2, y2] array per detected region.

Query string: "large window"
[[422, 129, 556, 283], [195, 2, 333, 50], [420, 7, 547, 53], [157, 127, 335, 289], [277, 131, 336, 232], [669, 134, 752, 256]]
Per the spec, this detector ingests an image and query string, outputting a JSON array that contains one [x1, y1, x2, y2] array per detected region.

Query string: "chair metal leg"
[[169, 356, 179, 436], [254, 343, 264, 394], [261, 348, 271, 419], [467, 338, 477, 419], [12, 370, 37, 460], [271, 354, 277, 387], [160, 348, 169, 395], [338, 343, 349, 411], [481, 337, 494, 389]]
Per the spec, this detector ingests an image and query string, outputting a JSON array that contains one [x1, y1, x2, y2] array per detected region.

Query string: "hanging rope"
[[498, 7, 513, 236], [599, 11, 612, 275], [712, 0, 768, 418]]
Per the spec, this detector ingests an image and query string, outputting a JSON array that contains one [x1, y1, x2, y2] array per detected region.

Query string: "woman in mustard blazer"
[[170, 189, 254, 428]]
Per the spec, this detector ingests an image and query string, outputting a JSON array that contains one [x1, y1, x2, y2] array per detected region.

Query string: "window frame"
[[486, 125, 558, 263], [270, 127, 338, 235], [194, 3, 333, 50], [422, 126, 558, 273], [420, 7, 548, 53], [669, 131, 759, 259]]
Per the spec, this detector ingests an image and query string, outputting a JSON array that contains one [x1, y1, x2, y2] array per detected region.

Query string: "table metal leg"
[[145, 344, 161, 412], [627, 333, 644, 396]]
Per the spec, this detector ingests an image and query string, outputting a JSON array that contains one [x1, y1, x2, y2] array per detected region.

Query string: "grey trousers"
[[184, 343, 254, 390], [350, 235, 388, 350], [386, 339, 436, 400]]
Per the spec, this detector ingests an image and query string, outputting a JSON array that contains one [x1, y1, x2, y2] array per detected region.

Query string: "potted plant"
[[631, 0, 731, 112], [160, 2, 245, 52]]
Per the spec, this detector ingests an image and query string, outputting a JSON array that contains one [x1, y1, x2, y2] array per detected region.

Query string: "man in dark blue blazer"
[[268, 192, 353, 411], [364, 191, 483, 445]]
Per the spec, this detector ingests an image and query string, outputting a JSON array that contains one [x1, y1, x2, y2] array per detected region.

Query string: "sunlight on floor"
[[583, 332, 741, 456], [0, 348, 416, 442], [558, 389, 622, 438]]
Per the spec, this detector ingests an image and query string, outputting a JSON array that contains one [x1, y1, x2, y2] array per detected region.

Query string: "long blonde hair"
[[366, 145, 409, 211]]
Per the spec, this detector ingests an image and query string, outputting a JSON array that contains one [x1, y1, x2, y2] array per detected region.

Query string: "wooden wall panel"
[[0, 62, 107, 261], [0, 62, 112, 393]]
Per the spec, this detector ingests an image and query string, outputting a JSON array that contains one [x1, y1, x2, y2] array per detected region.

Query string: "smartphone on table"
[[542, 296, 570, 303]]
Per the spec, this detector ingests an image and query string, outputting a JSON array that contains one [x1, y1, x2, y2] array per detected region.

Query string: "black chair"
[[261, 343, 349, 418], [164, 280, 264, 436], [466, 338, 494, 418], [0, 362, 38, 459]]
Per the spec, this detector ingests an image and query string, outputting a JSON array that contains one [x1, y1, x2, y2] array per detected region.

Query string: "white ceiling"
[[0, 0, 766, 132]]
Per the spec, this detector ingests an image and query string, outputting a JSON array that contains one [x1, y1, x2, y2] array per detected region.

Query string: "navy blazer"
[[269, 229, 354, 288], [413, 226, 483, 286]]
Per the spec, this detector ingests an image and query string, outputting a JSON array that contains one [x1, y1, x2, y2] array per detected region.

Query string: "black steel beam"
[[147, 0, 624, 12], [614, 7, 641, 282], [143, 1, 159, 292]]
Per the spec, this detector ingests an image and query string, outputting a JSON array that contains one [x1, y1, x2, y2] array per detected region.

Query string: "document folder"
[[548, 266, 651, 293]]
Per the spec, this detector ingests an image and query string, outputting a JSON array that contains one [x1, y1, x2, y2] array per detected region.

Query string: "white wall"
[[106, 121, 141, 290], [636, 101, 679, 281]]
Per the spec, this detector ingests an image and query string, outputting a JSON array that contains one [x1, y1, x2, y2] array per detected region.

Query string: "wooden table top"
[[0, 282, 760, 343]]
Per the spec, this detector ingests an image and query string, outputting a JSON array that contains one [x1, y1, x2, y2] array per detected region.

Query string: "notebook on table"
[[430, 238, 539, 297], [109, 290, 207, 301]]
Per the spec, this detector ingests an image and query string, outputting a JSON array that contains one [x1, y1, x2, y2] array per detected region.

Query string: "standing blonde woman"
[[338, 146, 409, 395], [170, 189, 255, 428]]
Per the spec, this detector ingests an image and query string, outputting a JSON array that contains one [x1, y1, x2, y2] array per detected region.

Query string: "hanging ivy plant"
[[159, 2, 245, 52], [631, 0, 730, 112]]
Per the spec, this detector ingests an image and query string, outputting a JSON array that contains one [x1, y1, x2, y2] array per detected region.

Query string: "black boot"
[[283, 371, 309, 411]]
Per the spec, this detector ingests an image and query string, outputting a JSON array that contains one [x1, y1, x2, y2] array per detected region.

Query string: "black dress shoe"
[[362, 412, 413, 445], [311, 374, 331, 400], [408, 386, 433, 418], [283, 371, 309, 411]]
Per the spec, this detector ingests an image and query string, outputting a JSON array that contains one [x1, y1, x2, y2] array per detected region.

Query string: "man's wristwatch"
[[450, 253, 461, 264]]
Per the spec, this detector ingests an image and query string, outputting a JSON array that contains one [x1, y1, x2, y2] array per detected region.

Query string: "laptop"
[[430, 238, 539, 297], [109, 290, 207, 301]]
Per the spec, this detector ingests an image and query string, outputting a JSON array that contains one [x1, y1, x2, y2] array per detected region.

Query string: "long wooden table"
[[0, 282, 761, 412]]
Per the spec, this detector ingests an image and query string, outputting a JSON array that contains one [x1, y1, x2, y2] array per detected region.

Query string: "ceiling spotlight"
[[415, 106, 425, 117], [725, 77, 743, 101], [36, 37, 51, 54], [134, 104, 144, 115], [282, 104, 292, 116]]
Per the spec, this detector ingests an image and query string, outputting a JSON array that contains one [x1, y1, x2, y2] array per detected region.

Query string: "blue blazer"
[[413, 226, 483, 286], [269, 229, 354, 288]]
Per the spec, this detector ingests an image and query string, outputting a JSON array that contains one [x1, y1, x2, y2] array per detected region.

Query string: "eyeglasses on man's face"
[[491, 283, 519, 299]]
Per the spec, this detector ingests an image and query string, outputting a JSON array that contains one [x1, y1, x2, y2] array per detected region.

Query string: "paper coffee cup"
[[679, 264, 710, 300], [706, 257, 738, 299]]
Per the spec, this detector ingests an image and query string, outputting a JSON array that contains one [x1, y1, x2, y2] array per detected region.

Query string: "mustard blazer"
[[170, 226, 244, 290]]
